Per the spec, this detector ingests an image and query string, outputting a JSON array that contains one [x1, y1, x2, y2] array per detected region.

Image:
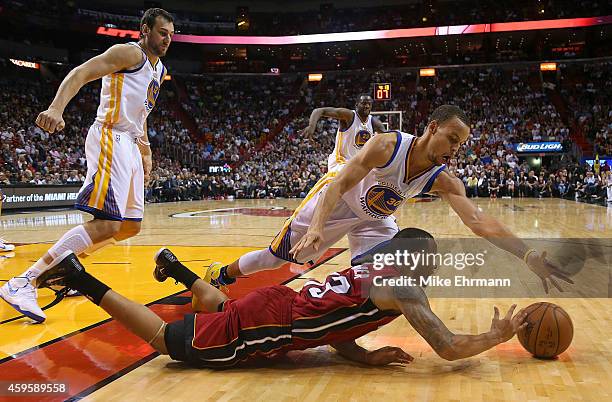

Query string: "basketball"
[[517, 302, 574, 358]]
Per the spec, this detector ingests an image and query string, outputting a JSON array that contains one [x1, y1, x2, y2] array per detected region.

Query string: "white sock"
[[16, 255, 53, 284], [238, 248, 286, 276], [19, 225, 94, 281]]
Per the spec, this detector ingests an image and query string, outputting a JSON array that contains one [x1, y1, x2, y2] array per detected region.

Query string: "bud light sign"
[[514, 142, 564, 153]]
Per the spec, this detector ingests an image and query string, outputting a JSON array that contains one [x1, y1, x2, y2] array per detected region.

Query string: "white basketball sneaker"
[[0, 276, 46, 323], [0, 238, 15, 252]]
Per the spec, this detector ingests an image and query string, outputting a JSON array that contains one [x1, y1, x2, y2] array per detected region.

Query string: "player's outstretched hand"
[[36, 108, 65, 134], [365, 346, 414, 366], [289, 230, 323, 260], [526, 251, 574, 293], [489, 304, 528, 344]]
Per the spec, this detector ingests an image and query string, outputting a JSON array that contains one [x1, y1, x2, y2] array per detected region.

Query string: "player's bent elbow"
[[427, 336, 460, 360], [434, 345, 460, 361], [65, 67, 91, 89], [152, 338, 169, 355]]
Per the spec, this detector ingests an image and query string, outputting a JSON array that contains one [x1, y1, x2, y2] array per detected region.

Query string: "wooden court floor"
[[0, 198, 610, 401]]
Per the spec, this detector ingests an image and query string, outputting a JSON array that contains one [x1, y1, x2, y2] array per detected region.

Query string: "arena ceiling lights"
[[419, 68, 436, 77], [110, 15, 609, 45], [540, 62, 558, 71], [96, 16, 611, 45], [9, 59, 40, 69]]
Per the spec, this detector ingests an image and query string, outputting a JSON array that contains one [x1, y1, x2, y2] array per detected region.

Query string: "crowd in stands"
[[447, 144, 611, 201], [180, 75, 299, 162], [418, 68, 570, 144], [1, 60, 611, 206], [0, 72, 88, 185], [561, 61, 612, 157]]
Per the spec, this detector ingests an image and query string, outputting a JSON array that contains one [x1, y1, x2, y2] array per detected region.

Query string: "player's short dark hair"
[[430, 104, 470, 127], [351, 227, 437, 267], [393, 228, 434, 240], [392, 228, 438, 279], [140, 8, 174, 33], [392, 228, 437, 257], [357, 93, 373, 102]]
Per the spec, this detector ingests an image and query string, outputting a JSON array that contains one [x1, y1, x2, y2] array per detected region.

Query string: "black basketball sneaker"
[[36, 251, 85, 288], [153, 247, 179, 283]]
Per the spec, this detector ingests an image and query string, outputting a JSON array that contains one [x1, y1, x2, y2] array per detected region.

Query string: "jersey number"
[[308, 275, 351, 299]]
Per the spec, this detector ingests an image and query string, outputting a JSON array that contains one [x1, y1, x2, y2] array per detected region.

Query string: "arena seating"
[[1, 61, 609, 203]]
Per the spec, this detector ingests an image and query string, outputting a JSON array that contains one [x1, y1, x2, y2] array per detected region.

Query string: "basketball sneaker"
[[0, 276, 46, 323], [203, 262, 235, 289], [0, 238, 15, 252], [36, 251, 84, 289], [153, 247, 179, 283]]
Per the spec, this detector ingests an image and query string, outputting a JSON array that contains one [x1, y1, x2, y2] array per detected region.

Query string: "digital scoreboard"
[[374, 83, 391, 100]]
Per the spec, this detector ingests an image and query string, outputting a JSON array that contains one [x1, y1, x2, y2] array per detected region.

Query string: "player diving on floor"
[[35, 228, 529, 368]]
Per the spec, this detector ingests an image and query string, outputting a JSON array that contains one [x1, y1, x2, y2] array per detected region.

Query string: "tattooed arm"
[[392, 285, 527, 360]]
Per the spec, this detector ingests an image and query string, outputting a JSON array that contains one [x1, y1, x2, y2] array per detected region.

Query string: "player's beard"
[[156, 46, 167, 57], [152, 42, 168, 57]]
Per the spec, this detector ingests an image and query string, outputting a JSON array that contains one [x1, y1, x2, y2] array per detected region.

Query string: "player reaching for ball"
[[35, 228, 529, 368], [203, 105, 573, 294]]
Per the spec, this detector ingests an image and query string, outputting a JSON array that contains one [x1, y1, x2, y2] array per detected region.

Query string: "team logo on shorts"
[[145, 79, 160, 112], [354, 130, 371, 148], [364, 185, 405, 217]]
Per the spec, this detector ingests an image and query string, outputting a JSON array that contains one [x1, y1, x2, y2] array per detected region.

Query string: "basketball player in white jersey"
[[302, 94, 386, 172], [206, 105, 571, 293], [0, 8, 174, 322], [202, 96, 388, 286]]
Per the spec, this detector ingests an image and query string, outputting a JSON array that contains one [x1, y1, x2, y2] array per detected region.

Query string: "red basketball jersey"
[[186, 264, 401, 368], [289, 264, 401, 351]]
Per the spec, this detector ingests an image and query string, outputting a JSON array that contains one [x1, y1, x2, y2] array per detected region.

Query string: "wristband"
[[523, 248, 537, 263], [137, 137, 151, 146]]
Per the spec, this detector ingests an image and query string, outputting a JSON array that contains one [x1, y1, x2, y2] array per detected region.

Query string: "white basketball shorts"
[[75, 122, 144, 221]]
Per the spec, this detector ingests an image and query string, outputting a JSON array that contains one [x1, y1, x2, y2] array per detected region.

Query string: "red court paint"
[[0, 248, 345, 401]]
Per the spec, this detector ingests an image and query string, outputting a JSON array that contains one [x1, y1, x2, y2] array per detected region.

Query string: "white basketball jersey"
[[95, 42, 166, 138], [342, 131, 446, 221], [327, 110, 374, 171]]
